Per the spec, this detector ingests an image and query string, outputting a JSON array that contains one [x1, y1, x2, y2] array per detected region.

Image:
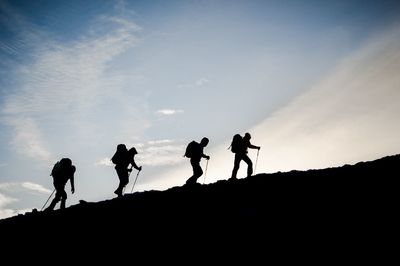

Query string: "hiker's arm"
[[248, 143, 260, 150], [70, 166, 76, 193], [131, 160, 142, 171], [70, 176, 75, 194], [202, 154, 210, 160]]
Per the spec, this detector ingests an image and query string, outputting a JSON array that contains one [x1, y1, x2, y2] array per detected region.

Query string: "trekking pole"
[[203, 160, 209, 184], [254, 149, 260, 174], [131, 169, 141, 193], [41, 189, 55, 211]]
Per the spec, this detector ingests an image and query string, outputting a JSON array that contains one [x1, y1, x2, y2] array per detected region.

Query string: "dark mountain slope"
[[0, 154, 397, 250]]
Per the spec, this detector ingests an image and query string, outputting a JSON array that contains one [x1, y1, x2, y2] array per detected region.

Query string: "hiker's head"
[[244, 133, 251, 140], [60, 158, 72, 167], [117, 144, 127, 152], [128, 147, 138, 155], [200, 137, 209, 147]]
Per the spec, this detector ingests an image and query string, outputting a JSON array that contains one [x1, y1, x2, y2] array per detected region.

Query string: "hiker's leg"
[[60, 190, 67, 209], [122, 173, 129, 187], [115, 167, 128, 196], [231, 154, 241, 179], [46, 190, 61, 211], [115, 179, 125, 196], [187, 160, 202, 184], [242, 155, 253, 177], [193, 162, 203, 181]]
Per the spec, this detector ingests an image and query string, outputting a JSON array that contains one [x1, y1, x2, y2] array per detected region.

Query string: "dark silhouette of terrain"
[[0, 154, 397, 254]]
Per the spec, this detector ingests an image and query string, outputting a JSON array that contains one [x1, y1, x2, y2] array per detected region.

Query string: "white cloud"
[[0, 182, 51, 218], [0, 192, 18, 219], [0, 182, 51, 195], [0, 192, 17, 208], [138, 145, 186, 166], [107, 17, 142, 32], [0, 209, 16, 219], [156, 109, 184, 115], [178, 78, 210, 89], [134, 140, 186, 166], [0, 163, 7, 168], [114, 0, 136, 17], [95, 158, 114, 167], [147, 139, 174, 145], [195, 78, 209, 86], [6, 117, 51, 161], [21, 182, 52, 194]]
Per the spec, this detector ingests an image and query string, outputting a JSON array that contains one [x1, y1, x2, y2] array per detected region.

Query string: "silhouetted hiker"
[[184, 137, 210, 185], [230, 133, 260, 180], [45, 158, 76, 211], [111, 144, 142, 197]]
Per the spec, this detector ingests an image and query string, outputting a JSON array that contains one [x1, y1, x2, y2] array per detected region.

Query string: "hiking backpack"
[[184, 141, 198, 158], [111, 144, 127, 165], [230, 134, 243, 153], [50, 159, 75, 180], [50, 161, 62, 178]]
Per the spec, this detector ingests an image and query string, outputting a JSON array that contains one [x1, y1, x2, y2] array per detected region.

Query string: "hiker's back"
[[51, 161, 62, 179], [51, 158, 74, 184], [185, 141, 201, 159]]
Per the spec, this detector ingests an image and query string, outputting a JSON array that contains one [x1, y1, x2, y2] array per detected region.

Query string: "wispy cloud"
[[0, 192, 17, 207], [147, 139, 174, 145], [95, 158, 113, 167], [0, 182, 51, 195], [0, 4, 143, 161], [106, 17, 142, 32], [156, 109, 184, 115], [114, 0, 137, 17], [138, 144, 186, 166], [195, 78, 210, 86], [0, 182, 51, 219], [6, 117, 51, 161], [2, 21, 141, 116], [0, 192, 18, 219], [0, 198, 31, 219], [178, 78, 210, 89], [21, 182, 52, 194], [0, 163, 7, 168], [0, 1, 50, 58]]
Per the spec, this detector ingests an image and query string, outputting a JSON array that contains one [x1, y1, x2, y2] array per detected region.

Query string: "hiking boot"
[[114, 190, 123, 198], [185, 181, 196, 186], [185, 177, 198, 186]]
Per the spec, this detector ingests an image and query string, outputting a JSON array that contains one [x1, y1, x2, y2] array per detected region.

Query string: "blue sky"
[[1, 0, 400, 218]]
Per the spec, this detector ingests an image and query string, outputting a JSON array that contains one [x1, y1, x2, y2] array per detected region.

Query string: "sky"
[[1, 0, 400, 219]]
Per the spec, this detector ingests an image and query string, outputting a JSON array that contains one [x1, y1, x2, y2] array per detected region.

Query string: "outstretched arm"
[[248, 143, 260, 150], [202, 153, 210, 160], [70, 176, 75, 194], [70, 166, 76, 193], [130, 159, 142, 171]]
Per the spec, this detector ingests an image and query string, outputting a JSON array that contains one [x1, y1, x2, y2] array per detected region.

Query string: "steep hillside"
[[1, 154, 397, 247]]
